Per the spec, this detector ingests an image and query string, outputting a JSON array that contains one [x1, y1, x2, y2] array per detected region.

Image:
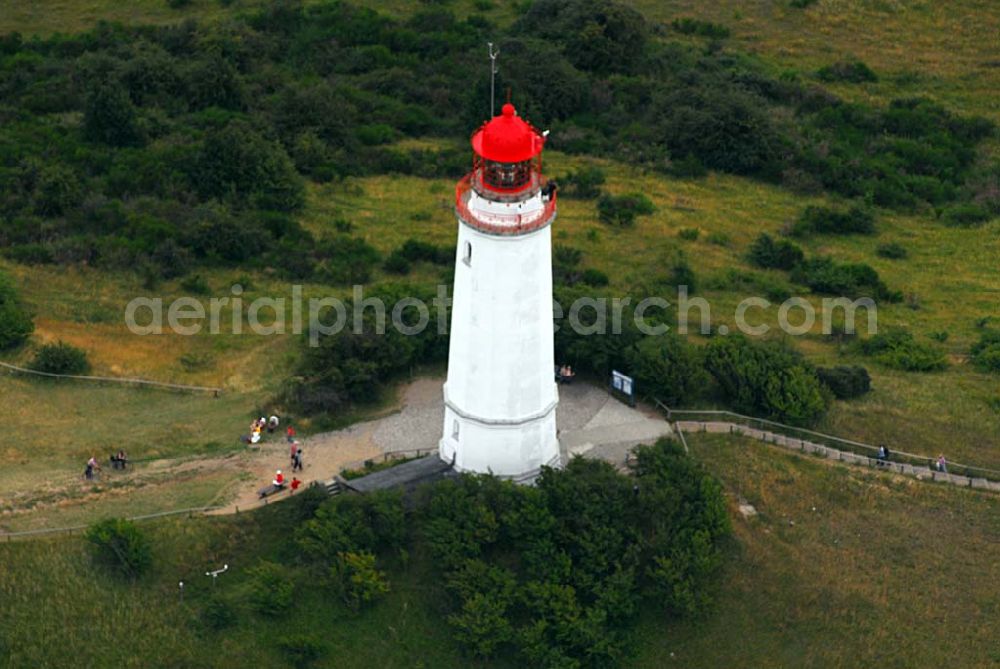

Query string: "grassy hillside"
[[1, 0, 997, 532], [1, 433, 996, 668]]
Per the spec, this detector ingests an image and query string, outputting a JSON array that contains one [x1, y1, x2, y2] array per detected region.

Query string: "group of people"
[[248, 415, 282, 445], [290, 441, 304, 472], [555, 364, 575, 384], [271, 469, 301, 491], [83, 450, 129, 480], [876, 445, 950, 474]]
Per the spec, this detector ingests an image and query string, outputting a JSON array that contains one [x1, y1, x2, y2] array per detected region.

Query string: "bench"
[[258, 482, 286, 499]]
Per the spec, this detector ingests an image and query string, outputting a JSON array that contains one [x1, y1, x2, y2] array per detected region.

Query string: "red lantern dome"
[[471, 103, 544, 163]]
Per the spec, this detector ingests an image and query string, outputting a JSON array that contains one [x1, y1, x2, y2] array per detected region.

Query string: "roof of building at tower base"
[[471, 103, 545, 163]]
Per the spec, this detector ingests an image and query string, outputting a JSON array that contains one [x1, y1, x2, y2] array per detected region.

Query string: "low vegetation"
[[857, 330, 948, 372], [0, 270, 32, 350]]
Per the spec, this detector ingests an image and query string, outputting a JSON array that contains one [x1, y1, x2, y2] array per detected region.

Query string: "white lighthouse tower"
[[439, 102, 561, 481]]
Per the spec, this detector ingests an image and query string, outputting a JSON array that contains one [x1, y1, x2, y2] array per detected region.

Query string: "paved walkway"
[[677, 421, 1000, 493], [307, 377, 673, 470]]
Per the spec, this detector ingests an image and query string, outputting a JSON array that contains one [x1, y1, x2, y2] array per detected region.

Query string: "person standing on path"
[[286, 425, 296, 443], [290, 440, 299, 467], [937, 454, 948, 473], [293, 448, 303, 473]]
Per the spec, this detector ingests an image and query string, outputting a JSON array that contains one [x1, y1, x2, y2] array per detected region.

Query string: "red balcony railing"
[[455, 173, 557, 236]]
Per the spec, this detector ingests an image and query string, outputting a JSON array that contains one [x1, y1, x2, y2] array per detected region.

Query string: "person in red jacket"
[[290, 477, 301, 493], [286, 425, 296, 443], [273, 470, 285, 487]]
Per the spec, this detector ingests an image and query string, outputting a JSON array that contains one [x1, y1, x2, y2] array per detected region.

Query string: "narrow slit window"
[[463, 241, 472, 266], [452, 419, 460, 440]]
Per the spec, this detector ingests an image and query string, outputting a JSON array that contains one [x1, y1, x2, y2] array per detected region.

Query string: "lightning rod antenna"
[[488, 42, 500, 117]]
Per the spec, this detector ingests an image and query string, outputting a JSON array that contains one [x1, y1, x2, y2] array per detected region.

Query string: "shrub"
[[276, 635, 326, 668], [332, 551, 390, 612], [857, 330, 947, 372], [876, 242, 908, 259], [793, 205, 876, 235], [970, 330, 1000, 373], [580, 268, 610, 287], [790, 0, 818, 8], [678, 227, 700, 241], [399, 239, 451, 265], [703, 336, 828, 425], [247, 561, 295, 617], [790, 257, 898, 301], [179, 274, 210, 295], [0, 273, 33, 350], [706, 231, 731, 246], [816, 365, 871, 399], [625, 334, 706, 406], [669, 153, 708, 178], [85, 518, 152, 578], [747, 233, 804, 270], [559, 166, 606, 199], [817, 60, 878, 83], [383, 251, 411, 275], [202, 594, 237, 631], [30, 341, 90, 375], [597, 193, 655, 226], [940, 203, 991, 227], [671, 18, 730, 39]]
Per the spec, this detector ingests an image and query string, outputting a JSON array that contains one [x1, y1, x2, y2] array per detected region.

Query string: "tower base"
[[439, 392, 562, 483]]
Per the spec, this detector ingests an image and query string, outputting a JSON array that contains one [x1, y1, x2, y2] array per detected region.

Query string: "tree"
[[747, 233, 804, 270], [83, 82, 143, 147], [247, 560, 295, 616], [332, 551, 389, 612], [0, 272, 33, 350], [624, 334, 706, 406], [194, 121, 305, 212], [970, 330, 1000, 373], [85, 518, 152, 578], [704, 336, 829, 425], [447, 592, 513, 658]]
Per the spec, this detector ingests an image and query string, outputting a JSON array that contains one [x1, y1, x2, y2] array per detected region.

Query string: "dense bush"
[[332, 551, 390, 612], [625, 334, 707, 406], [0, 0, 992, 286], [85, 518, 152, 578], [248, 561, 295, 617], [940, 203, 992, 227], [30, 340, 90, 375], [816, 365, 872, 399], [0, 272, 33, 350], [597, 193, 655, 226], [970, 330, 1000, 373], [397, 239, 453, 265], [671, 18, 731, 39], [790, 257, 899, 301], [817, 60, 878, 83], [581, 267, 610, 287], [857, 330, 947, 372], [703, 336, 829, 425], [793, 205, 876, 235], [276, 635, 326, 668], [876, 242, 908, 259], [423, 439, 728, 665], [747, 233, 804, 270], [558, 165, 606, 199]]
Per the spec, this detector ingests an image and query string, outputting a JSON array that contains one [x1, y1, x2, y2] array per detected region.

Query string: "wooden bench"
[[258, 482, 286, 499]]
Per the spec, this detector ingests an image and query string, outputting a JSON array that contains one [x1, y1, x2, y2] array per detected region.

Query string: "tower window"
[[482, 159, 531, 190], [452, 419, 460, 440], [463, 241, 472, 266]]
